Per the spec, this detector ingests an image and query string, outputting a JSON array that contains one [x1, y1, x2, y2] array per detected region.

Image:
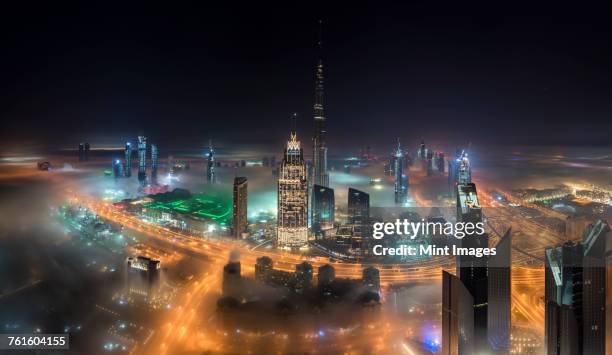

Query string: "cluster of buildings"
[[221, 256, 381, 304]]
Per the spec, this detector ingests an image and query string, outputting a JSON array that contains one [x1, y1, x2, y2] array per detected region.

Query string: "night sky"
[[2, 3, 612, 151]]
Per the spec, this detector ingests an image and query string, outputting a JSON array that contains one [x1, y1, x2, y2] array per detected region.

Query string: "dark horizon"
[[2, 3, 612, 151]]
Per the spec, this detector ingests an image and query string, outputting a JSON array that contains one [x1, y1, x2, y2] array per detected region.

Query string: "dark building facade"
[[545, 220, 608, 355], [233, 177, 248, 238], [312, 184, 334, 236]]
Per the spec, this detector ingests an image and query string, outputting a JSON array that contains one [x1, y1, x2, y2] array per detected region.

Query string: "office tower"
[[448, 149, 464, 196], [255, 256, 273, 282], [362, 266, 380, 293], [442, 271, 475, 355], [126, 256, 161, 300], [277, 123, 309, 249], [312, 184, 334, 236], [488, 229, 512, 352], [150, 143, 158, 183], [233, 177, 248, 238], [317, 264, 335, 295], [312, 23, 329, 188], [394, 141, 408, 204], [206, 140, 216, 184], [348, 188, 370, 251], [545, 220, 609, 355], [112, 159, 124, 178], [84, 142, 90, 161], [222, 262, 241, 298], [137, 135, 147, 186], [295, 262, 313, 292], [78, 143, 84, 162], [456, 182, 488, 351], [124, 142, 132, 177]]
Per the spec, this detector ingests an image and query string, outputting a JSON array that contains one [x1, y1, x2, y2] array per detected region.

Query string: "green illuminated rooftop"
[[143, 188, 232, 223]]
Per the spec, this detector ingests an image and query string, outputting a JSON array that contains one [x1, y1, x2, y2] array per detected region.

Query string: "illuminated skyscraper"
[[312, 21, 329, 188], [233, 177, 248, 238], [348, 188, 370, 252], [312, 184, 334, 236], [150, 143, 158, 183], [277, 121, 309, 249], [545, 220, 609, 355], [112, 159, 124, 178], [206, 140, 216, 184], [137, 135, 147, 186], [394, 140, 408, 204], [124, 142, 132, 177]]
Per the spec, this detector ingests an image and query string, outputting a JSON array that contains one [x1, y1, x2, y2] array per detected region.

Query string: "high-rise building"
[[456, 182, 489, 351], [255, 256, 273, 282], [545, 220, 609, 355], [442, 270, 475, 355], [277, 123, 309, 249], [295, 261, 313, 293], [312, 22, 329, 188], [150, 143, 158, 183], [233, 177, 248, 238], [348, 188, 370, 251], [137, 135, 147, 186], [312, 184, 334, 236], [487, 229, 512, 352], [206, 140, 216, 184], [394, 141, 408, 204], [124, 142, 132, 177], [112, 159, 124, 178], [317, 264, 335, 295]]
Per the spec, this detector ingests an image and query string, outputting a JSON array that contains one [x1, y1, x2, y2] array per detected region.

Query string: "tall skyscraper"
[[312, 184, 334, 236], [442, 270, 475, 355], [394, 140, 408, 204], [233, 177, 248, 238], [206, 140, 216, 184], [112, 159, 124, 178], [545, 220, 609, 355], [487, 229, 512, 352], [348, 188, 370, 252], [455, 182, 489, 351], [124, 142, 132, 177], [277, 122, 309, 249], [137, 135, 147, 186], [150, 143, 158, 183], [312, 21, 329, 188]]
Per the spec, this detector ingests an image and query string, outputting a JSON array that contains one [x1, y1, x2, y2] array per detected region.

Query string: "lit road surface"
[[75, 196, 546, 338]]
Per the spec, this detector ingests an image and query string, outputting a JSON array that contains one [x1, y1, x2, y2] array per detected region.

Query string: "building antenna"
[[291, 112, 298, 134], [318, 19, 323, 52]]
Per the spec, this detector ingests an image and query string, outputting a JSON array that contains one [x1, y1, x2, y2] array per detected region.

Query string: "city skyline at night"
[[0, 4, 611, 355]]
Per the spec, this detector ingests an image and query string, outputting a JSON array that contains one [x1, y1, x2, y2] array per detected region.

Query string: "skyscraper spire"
[[312, 19, 329, 188]]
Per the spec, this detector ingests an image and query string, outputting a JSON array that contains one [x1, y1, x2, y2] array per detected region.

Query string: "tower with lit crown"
[[277, 115, 309, 249]]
